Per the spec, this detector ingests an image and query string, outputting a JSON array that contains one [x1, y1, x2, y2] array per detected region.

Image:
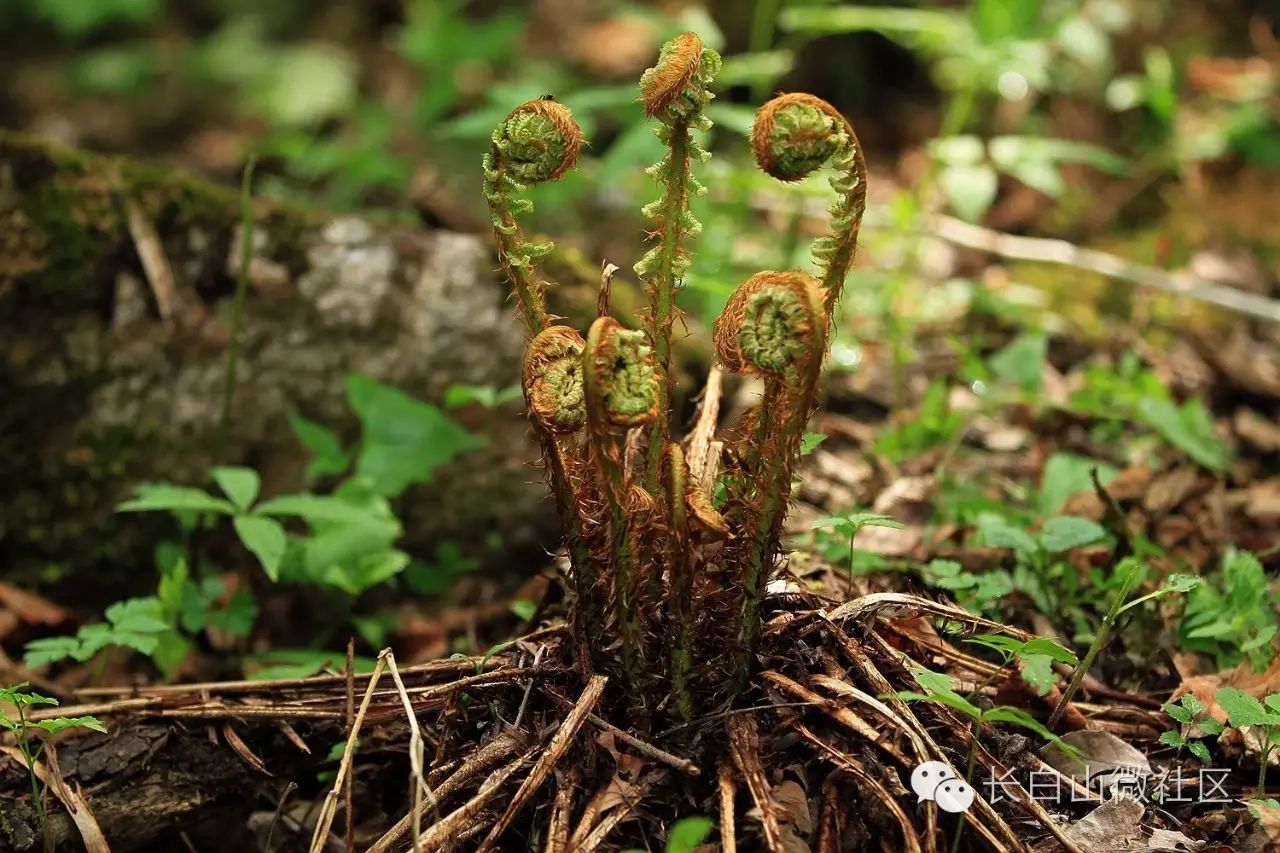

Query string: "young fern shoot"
[[484, 33, 867, 719], [634, 33, 721, 490], [752, 94, 867, 319], [713, 272, 828, 682], [484, 99, 585, 334], [582, 317, 659, 704]]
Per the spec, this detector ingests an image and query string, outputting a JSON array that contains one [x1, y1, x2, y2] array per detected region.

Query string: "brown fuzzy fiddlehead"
[[714, 271, 827, 683], [521, 327, 596, 665], [583, 317, 658, 699], [522, 326, 587, 435], [752, 94, 866, 319], [635, 32, 721, 491], [484, 99, 586, 334]]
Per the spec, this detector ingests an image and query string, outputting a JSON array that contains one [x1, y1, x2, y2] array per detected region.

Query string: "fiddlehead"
[[713, 271, 827, 684], [634, 32, 721, 490], [582, 317, 658, 700], [521, 327, 596, 667], [522, 326, 586, 435], [484, 99, 585, 334], [752, 94, 866, 320]]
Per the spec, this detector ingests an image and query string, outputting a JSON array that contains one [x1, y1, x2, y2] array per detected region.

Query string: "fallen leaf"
[[1042, 730, 1152, 790], [1234, 409, 1280, 452], [1032, 797, 1144, 852], [1145, 467, 1201, 514]]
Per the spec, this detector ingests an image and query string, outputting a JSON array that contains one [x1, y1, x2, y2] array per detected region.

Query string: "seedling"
[[1215, 687, 1280, 796], [1, 683, 105, 850], [1048, 559, 1200, 727], [811, 511, 904, 584], [1181, 549, 1278, 672], [1159, 693, 1224, 764], [963, 634, 1078, 697]]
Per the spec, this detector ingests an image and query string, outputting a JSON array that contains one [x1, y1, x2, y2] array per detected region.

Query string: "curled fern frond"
[[714, 271, 827, 685], [584, 317, 659, 430], [522, 326, 587, 434], [640, 32, 712, 120], [582, 317, 659, 703], [496, 99, 585, 184], [484, 99, 586, 333], [713, 271, 827, 380], [635, 32, 721, 490], [751, 94, 866, 318]]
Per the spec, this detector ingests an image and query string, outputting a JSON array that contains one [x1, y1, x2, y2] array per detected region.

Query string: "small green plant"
[[1070, 352, 1231, 471], [1, 683, 106, 847], [963, 634, 1078, 696], [1048, 558, 1199, 727], [874, 379, 966, 462], [1180, 549, 1278, 672], [25, 376, 481, 678], [1215, 687, 1280, 796], [1159, 693, 1224, 764], [975, 512, 1109, 624], [25, 597, 170, 669], [811, 511, 904, 583], [483, 33, 867, 717]]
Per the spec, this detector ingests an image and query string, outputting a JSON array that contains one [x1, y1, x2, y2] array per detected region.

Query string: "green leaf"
[[1187, 740, 1212, 763], [1019, 654, 1056, 696], [1162, 701, 1192, 724], [117, 485, 236, 515], [1137, 397, 1230, 471], [212, 467, 260, 511], [980, 706, 1059, 743], [321, 549, 411, 596], [247, 649, 378, 680], [939, 163, 998, 222], [1216, 687, 1280, 728], [1158, 729, 1185, 747], [34, 716, 107, 735], [23, 637, 85, 668], [304, 522, 400, 578], [347, 374, 483, 497], [1166, 574, 1203, 593], [443, 383, 522, 410], [666, 816, 714, 853], [812, 512, 904, 537], [988, 333, 1047, 391], [106, 598, 169, 635], [1038, 516, 1107, 553], [255, 493, 394, 528], [800, 432, 827, 456], [233, 516, 287, 581], [1020, 638, 1078, 664], [289, 415, 350, 480], [509, 599, 537, 621], [1039, 453, 1117, 514], [976, 515, 1038, 555]]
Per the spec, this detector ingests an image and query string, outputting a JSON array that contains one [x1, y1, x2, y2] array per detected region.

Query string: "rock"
[[0, 131, 552, 590]]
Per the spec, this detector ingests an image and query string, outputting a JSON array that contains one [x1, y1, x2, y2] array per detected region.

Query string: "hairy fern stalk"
[[485, 33, 866, 723]]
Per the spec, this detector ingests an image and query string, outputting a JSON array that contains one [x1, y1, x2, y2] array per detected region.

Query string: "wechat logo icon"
[[910, 761, 976, 814]]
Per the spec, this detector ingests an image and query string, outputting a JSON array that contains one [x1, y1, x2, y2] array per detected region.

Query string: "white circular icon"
[[909, 761, 957, 802], [932, 779, 976, 814]]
